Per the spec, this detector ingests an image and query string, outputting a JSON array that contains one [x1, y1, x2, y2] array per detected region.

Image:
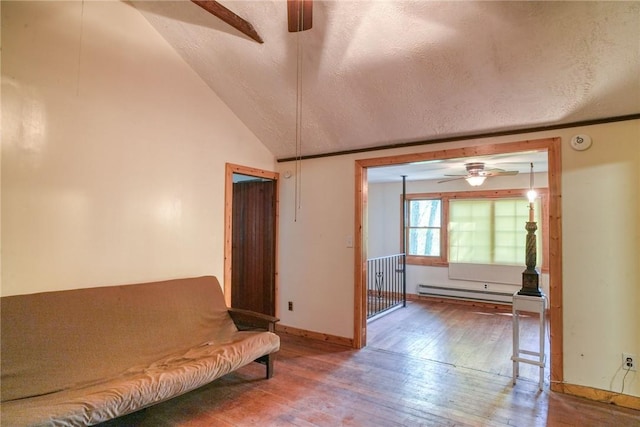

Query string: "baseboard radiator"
[[416, 284, 513, 304]]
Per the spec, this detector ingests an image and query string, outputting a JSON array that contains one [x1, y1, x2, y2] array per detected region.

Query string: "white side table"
[[511, 292, 546, 390]]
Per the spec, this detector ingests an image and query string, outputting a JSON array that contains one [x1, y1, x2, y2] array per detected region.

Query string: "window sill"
[[406, 256, 448, 267]]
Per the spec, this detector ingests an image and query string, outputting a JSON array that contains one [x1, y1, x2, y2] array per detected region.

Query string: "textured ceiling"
[[366, 150, 549, 183], [133, 1, 640, 159]]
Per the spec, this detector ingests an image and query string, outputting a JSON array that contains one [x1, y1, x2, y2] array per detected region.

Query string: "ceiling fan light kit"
[[438, 162, 519, 187], [465, 176, 487, 187]]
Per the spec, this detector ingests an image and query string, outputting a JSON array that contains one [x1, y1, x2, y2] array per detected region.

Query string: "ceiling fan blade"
[[192, 1, 264, 43], [438, 176, 466, 184], [486, 170, 519, 176], [288, 0, 313, 32]]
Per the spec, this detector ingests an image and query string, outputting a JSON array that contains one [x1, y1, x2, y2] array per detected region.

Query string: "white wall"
[[1, 1, 275, 296], [277, 120, 639, 397]]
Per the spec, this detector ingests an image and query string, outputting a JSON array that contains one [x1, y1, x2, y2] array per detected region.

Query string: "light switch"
[[346, 235, 353, 248]]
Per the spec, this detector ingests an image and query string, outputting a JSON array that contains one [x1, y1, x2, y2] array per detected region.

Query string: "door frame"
[[224, 163, 280, 314], [354, 137, 563, 391]]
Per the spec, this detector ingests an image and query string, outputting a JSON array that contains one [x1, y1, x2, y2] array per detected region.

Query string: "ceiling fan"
[[190, 0, 312, 44], [438, 162, 519, 186], [287, 0, 313, 32]]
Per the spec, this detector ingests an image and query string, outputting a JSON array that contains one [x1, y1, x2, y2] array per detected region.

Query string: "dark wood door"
[[231, 179, 276, 316]]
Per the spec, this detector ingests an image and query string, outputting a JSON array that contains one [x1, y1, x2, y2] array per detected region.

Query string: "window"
[[448, 200, 491, 264], [449, 198, 542, 266], [404, 190, 548, 270], [407, 199, 442, 257]]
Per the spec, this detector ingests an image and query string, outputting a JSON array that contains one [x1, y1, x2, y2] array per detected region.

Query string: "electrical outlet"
[[622, 353, 636, 371], [288, 301, 293, 311]]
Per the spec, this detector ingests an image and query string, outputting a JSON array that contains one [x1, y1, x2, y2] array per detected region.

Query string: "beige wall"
[[278, 120, 639, 397], [1, 1, 275, 296], [560, 120, 639, 396], [2, 0, 638, 401]]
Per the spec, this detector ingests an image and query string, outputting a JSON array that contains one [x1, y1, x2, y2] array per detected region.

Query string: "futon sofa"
[[0, 276, 280, 426]]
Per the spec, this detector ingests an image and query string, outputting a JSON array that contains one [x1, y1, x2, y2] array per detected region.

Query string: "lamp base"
[[519, 269, 542, 297]]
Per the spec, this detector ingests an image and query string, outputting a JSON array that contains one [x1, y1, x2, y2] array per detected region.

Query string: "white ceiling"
[[366, 150, 549, 183], [132, 1, 640, 160]]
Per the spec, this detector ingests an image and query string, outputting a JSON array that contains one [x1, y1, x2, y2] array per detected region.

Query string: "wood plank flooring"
[[367, 298, 550, 381], [99, 300, 639, 426]]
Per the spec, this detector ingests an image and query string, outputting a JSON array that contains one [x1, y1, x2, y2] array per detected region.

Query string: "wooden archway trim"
[[353, 137, 563, 390], [224, 163, 279, 307]]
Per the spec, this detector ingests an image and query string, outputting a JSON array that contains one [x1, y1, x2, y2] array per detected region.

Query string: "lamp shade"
[[465, 176, 486, 187]]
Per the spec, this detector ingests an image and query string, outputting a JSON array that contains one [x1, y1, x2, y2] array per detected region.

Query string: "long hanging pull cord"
[[530, 162, 534, 189], [294, 2, 305, 222], [76, 0, 85, 96]]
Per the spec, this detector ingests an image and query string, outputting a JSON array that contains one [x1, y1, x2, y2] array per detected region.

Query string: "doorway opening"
[[354, 138, 563, 390], [224, 163, 279, 316]]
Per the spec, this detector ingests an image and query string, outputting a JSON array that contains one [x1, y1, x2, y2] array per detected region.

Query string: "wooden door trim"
[[354, 137, 563, 389], [224, 163, 279, 313]]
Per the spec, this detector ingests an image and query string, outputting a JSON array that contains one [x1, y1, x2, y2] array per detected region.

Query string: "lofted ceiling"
[[132, 1, 640, 160]]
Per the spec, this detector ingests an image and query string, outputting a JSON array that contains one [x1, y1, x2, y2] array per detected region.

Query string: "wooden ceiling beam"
[[192, 1, 264, 44]]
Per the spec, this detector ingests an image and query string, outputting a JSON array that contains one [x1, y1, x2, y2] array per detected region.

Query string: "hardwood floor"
[[100, 300, 639, 426], [367, 298, 550, 381]]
